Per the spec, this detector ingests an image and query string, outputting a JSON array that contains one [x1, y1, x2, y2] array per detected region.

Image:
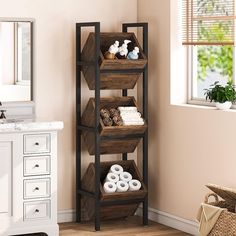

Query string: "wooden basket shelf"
[[81, 32, 147, 90], [81, 96, 147, 155], [82, 160, 147, 221]]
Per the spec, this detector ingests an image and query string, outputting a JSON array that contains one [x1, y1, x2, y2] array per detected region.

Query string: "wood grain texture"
[[81, 160, 147, 221], [81, 97, 147, 155], [59, 216, 191, 236], [81, 32, 147, 90]]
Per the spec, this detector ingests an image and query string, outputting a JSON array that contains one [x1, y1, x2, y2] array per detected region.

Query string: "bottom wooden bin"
[[81, 160, 147, 221]]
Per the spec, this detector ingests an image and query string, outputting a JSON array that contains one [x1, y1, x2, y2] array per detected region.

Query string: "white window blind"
[[182, 0, 235, 45]]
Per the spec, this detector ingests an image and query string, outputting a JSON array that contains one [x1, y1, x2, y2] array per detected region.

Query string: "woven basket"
[[204, 184, 236, 236]]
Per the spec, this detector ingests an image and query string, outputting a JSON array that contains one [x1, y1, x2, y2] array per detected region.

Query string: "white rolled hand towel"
[[129, 179, 141, 191], [116, 181, 129, 192], [123, 120, 144, 126], [118, 106, 137, 112], [109, 164, 123, 175], [105, 173, 119, 183], [103, 182, 117, 193], [119, 171, 132, 182], [120, 111, 141, 117], [120, 114, 142, 121]]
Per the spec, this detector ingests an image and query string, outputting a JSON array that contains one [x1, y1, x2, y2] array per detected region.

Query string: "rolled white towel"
[[121, 114, 143, 121], [120, 171, 132, 182], [129, 179, 141, 191], [116, 181, 129, 192], [123, 120, 144, 126], [118, 106, 137, 112], [120, 111, 141, 117], [105, 173, 119, 183], [103, 182, 117, 193], [109, 164, 123, 175]]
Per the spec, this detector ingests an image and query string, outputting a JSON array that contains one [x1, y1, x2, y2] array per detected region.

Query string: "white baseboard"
[[58, 209, 76, 223], [58, 208, 199, 235], [136, 207, 198, 235]]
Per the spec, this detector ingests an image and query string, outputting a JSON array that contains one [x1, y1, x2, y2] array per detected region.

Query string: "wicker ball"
[[102, 117, 113, 126], [113, 115, 123, 126], [100, 108, 110, 119], [109, 108, 119, 118]]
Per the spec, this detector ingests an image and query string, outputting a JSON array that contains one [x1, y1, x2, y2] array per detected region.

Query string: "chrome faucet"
[[0, 110, 6, 119], [0, 102, 6, 119]]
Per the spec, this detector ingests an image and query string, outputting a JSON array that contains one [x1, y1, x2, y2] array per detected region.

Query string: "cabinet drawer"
[[24, 155, 51, 176], [24, 134, 51, 154], [24, 178, 51, 199], [24, 200, 51, 221]]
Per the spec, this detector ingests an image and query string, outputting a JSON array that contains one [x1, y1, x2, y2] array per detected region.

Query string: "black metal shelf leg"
[[142, 23, 149, 226], [76, 23, 82, 223], [122, 22, 149, 226], [94, 22, 101, 231], [76, 22, 101, 230]]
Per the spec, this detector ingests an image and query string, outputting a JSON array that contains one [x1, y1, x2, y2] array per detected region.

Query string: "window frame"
[[187, 44, 236, 107], [182, 0, 236, 108]]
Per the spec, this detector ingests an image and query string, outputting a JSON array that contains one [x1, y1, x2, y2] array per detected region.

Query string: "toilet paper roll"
[[116, 181, 129, 192], [103, 182, 117, 193], [129, 179, 141, 191], [109, 164, 123, 175], [119, 171, 132, 182], [105, 173, 119, 183]]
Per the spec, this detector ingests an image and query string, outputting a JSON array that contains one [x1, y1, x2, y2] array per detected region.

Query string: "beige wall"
[[2, 0, 235, 223], [138, 0, 236, 221], [0, 0, 138, 210]]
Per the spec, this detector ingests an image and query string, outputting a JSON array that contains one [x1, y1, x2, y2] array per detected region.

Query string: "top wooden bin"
[[81, 32, 147, 90]]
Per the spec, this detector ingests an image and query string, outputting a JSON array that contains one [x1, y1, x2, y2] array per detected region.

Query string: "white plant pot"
[[215, 101, 232, 110]]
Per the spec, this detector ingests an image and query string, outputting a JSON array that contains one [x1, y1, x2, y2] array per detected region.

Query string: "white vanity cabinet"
[[0, 121, 63, 236], [0, 142, 12, 217]]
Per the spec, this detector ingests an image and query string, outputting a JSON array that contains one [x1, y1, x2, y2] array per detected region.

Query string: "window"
[[182, 0, 235, 103]]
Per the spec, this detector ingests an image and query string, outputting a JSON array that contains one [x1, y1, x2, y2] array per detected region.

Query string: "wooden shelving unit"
[[76, 22, 148, 231]]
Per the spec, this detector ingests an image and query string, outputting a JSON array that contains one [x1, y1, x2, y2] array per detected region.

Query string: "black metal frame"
[[76, 22, 148, 231]]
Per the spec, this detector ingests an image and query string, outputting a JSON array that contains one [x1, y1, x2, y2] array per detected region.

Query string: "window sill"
[[171, 102, 236, 113]]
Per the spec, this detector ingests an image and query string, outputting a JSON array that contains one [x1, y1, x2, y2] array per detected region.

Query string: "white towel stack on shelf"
[[103, 164, 142, 193], [118, 106, 144, 125]]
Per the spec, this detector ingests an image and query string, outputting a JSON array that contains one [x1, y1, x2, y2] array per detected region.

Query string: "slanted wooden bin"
[[81, 160, 147, 221], [81, 32, 147, 90], [81, 96, 147, 155]]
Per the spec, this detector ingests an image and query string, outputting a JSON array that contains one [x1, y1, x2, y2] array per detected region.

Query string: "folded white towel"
[[118, 106, 137, 112], [123, 120, 144, 126], [120, 113, 142, 120], [122, 117, 143, 122]]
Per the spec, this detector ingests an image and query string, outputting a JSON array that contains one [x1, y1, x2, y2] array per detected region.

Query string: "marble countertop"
[[0, 119, 63, 133]]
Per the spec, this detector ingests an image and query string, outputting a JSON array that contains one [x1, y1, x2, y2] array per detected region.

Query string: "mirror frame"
[[0, 17, 35, 117]]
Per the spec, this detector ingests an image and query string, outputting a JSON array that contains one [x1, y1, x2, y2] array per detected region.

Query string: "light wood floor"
[[59, 216, 191, 236]]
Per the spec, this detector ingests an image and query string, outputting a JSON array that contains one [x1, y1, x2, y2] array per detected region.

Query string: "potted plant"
[[204, 81, 236, 110]]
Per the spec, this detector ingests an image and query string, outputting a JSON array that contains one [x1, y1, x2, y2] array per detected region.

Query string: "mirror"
[[0, 19, 33, 102]]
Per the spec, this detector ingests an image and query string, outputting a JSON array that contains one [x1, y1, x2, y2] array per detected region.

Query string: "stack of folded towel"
[[103, 164, 142, 193], [118, 106, 144, 126]]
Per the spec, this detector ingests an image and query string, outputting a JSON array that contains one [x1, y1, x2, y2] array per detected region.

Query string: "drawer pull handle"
[[34, 187, 39, 191], [35, 209, 40, 213], [34, 164, 39, 168], [35, 142, 39, 146]]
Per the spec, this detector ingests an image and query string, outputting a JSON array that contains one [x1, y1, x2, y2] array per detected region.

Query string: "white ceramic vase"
[[215, 101, 232, 110]]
